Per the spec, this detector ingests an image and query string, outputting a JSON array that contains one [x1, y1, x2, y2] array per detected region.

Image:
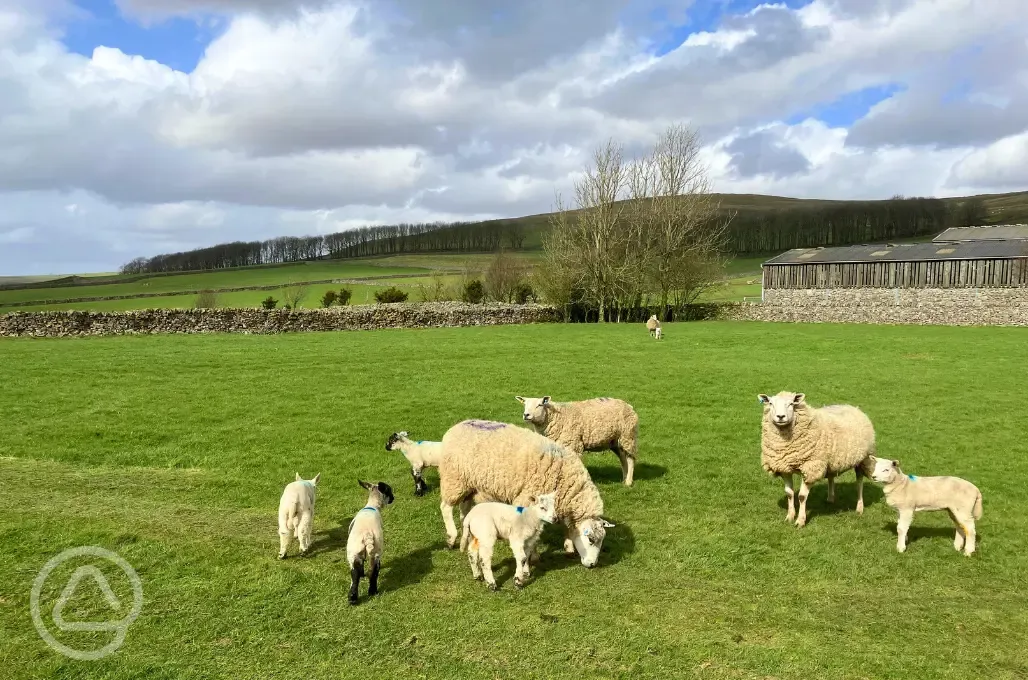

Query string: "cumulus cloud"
[[0, 0, 1026, 274]]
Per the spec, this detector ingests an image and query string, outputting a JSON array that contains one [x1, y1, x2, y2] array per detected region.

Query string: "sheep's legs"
[[795, 479, 811, 528], [412, 466, 428, 496], [826, 474, 836, 504], [854, 468, 866, 515], [367, 556, 381, 596], [512, 541, 529, 588], [478, 539, 498, 590], [959, 516, 976, 556], [467, 539, 483, 580], [782, 474, 796, 524], [297, 511, 313, 555], [348, 558, 364, 605], [562, 525, 576, 555], [896, 509, 913, 552], [440, 500, 459, 548]]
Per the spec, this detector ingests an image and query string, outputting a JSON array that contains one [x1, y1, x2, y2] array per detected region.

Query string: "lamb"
[[438, 419, 615, 568], [758, 391, 876, 528], [646, 314, 661, 337], [870, 457, 983, 556], [654, 326, 663, 340], [277, 472, 320, 559], [460, 492, 556, 590], [386, 431, 443, 496], [345, 479, 395, 605], [514, 396, 639, 486]]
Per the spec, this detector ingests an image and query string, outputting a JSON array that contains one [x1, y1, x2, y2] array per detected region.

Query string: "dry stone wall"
[[0, 302, 562, 338]]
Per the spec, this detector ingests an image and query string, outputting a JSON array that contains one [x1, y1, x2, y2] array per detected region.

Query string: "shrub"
[[261, 296, 278, 310], [374, 287, 409, 303], [461, 279, 486, 304], [514, 282, 535, 304], [337, 288, 352, 306], [320, 290, 338, 308], [282, 284, 309, 310], [194, 290, 220, 309]]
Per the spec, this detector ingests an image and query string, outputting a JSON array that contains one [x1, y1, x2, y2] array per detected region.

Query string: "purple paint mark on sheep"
[[464, 420, 507, 431]]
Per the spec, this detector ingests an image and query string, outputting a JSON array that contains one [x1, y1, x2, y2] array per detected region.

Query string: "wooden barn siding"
[[763, 258, 1028, 289]]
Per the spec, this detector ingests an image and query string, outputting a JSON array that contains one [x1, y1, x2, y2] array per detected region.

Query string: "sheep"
[[646, 314, 661, 337], [758, 391, 876, 528], [514, 396, 639, 486], [870, 457, 983, 556], [460, 492, 556, 590], [654, 326, 663, 340], [438, 419, 615, 568], [277, 472, 320, 559], [386, 431, 443, 496], [346, 479, 395, 605]]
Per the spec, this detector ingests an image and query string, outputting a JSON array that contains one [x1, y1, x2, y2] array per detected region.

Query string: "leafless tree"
[[282, 283, 309, 310], [484, 249, 528, 302]]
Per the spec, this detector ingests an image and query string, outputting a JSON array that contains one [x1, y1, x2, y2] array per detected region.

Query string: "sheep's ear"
[[295, 472, 302, 481], [542, 396, 551, 404], [792, 393, 805, 404], [515, 396, 525, 403], [892, 460, 900, 468], [398, 431, 408, 438], [758, 394, 770, 405], [312, 473, 321, 486], [526, 495, 537, 505], [600, 519, 615, 528], [358, 479, 371, 490]]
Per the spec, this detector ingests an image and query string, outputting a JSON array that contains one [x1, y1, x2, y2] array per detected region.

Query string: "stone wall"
[[0, 302, 562, 338], [721, 287, 1028, 326]]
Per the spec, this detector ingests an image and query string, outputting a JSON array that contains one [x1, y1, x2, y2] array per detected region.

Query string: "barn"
[[762, 225, 1028, 299]]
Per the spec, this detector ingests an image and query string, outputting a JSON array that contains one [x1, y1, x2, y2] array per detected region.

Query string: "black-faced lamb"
[[438, 419, 615, 568], [515, 396, 639, 486], [460, 492, 556, 590], [758, 391, 876, 528], [871, 457, 983, 556], [386, 431, 442, 496], [346, 479, 395, 605], [277, 472, 320, 559]]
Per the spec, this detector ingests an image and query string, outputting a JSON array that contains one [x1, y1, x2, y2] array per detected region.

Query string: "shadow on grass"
[[385, 542, 442, 592], [307, 525, 348, 557], [587, 461, 668, 485], [882, 522, 967, 546], [775, 479, 884, 520]]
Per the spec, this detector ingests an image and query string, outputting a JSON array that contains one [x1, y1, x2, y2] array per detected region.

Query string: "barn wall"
[[763, 257, 1028, 290]]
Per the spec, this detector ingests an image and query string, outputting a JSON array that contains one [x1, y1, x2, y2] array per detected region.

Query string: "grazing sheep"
[[646, 314, 661, 337], [871, 457, 983, 556], [460, 492, 556, 590], [758, 391, 876, 528], [386, 431, 443, 496], [438, 419, 615, 568], [277, 472, 320, 559], [346, 479, 395, 605], [514, 396, 639, 486]]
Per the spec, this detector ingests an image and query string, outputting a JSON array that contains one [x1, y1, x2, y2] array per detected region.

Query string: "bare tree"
[[281, 283, 309, 310], [484, 249, 528, 302]]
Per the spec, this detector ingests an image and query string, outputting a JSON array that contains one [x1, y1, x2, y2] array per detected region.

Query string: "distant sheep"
[[758, 391, 876, 527], [346, 480, 395, 605], [871, 457, 983, 556], [515, 396, 639, 486], [438, 419, 615, 568], [646, 315, 661, 337], [654, 326, 662, 340], [461, 492, 556, 590], [277, 472, 320, 559], [386, 431, 442, 496]]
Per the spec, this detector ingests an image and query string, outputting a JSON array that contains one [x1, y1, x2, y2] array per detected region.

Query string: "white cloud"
[[0, 0, 1026, 274]]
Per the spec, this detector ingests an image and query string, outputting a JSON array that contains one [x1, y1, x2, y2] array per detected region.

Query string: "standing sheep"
[[385, 431, 442, 496], [277, 472, 320, 559], [438, 419, 615, 568], [758, 391, 876, 528], [515, 396, 639, 486], [460, 492, 556, 590], [646, 314, 661, 337], [870, 457, 983, 556], [346, 479, 395, 605]]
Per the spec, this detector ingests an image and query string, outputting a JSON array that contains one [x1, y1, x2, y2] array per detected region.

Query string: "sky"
[[0, 0, 1026, 275]]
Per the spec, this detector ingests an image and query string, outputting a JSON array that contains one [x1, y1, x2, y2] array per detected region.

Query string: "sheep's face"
[[385, 431, 408, 451], [359, 479, 395, 505], [871, 457, 902, 484], [571, 518, 615, 568], [515, 396, 551, 426], [527, 493, 557, 524], [758, 392, 805, 428]]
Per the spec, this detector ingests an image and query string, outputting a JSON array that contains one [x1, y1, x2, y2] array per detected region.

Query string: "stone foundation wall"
[[721, 287, 1028, 326], [0, 302, 562, 338]]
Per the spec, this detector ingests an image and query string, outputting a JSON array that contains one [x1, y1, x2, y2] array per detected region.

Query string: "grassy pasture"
[[1, 322, 1027, 679]]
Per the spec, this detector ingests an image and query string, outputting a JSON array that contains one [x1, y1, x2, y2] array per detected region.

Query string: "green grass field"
[[1, 322, 1026, 679]]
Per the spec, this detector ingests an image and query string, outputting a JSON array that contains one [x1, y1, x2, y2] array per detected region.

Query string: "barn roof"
[[934, 224, 1028, 242], [764, 240, 1028, 265]]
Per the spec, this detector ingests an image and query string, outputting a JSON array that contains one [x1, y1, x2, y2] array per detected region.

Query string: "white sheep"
[[460, 492, 556, 590], [438, 419, 615, 568], [386, 431, 443, 496], [870, 457, 983, 556], [346, 479, 395, 605], [646, 314, 661, 337], [515, 396, 640, 486], [277, 472, 320, 559], [758, 391, 876, 528], [654, 326, 662, 340]]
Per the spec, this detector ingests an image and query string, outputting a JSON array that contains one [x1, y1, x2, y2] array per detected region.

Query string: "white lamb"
[[386, 431, 443, 496], [277, 472, 320, 559], [346, 479, 395, 605], [460, 493, 556, 590], [654, 326, 663, 340], [871, 457, 983, 556], [758, 391, 876, 528], [515, 396, 640, 486], [438, 419, 615, 568]]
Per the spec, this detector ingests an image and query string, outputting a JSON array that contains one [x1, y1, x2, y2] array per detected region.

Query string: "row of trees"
[[537, 125, 730, 322]]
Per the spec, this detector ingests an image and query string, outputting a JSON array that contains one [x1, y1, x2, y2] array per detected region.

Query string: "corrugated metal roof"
[[764, 240, 1028, 265], [934, 224, 1028, 242]]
